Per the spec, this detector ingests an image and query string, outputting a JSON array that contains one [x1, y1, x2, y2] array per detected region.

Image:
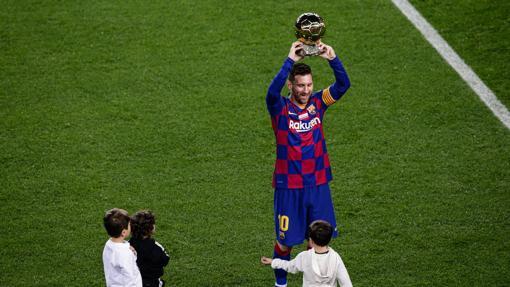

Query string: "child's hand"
[[260, 256, 272, 265]]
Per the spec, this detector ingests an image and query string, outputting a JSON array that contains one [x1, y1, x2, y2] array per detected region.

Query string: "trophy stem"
[[301, 43, 321, 57]]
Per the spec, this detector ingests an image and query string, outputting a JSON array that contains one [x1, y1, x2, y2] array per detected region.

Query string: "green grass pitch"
[[1, 0, 509, 286]]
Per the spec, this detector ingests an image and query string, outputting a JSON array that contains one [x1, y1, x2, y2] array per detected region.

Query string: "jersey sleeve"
[[266, 57, 294, 117], [318, 56, 351, 109]]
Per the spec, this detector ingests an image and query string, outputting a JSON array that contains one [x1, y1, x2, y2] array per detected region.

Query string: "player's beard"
[[293, 92, 311, 106]]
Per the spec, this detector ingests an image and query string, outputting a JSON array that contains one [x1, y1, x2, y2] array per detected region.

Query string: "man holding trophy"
[[265, 13, 351, 287]]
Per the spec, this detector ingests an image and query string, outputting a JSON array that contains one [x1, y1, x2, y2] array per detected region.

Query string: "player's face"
[[289, 74, 313, 106]]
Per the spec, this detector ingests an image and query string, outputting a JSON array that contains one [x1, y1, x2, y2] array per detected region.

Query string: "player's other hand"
[[288, 41, 304, 62], [260, 256, 273, 265], [318, 41, 336, 61]]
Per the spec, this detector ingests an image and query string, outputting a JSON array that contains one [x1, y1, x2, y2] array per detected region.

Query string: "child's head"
[[103, 208, 131, 239], [309, 220, 333, 247], [130, 210, 156, 239]]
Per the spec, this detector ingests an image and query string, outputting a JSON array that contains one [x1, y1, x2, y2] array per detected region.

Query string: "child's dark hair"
[[130, 210, 156, 239], [103, 208, 130, 238], [309, 220, 333, 246], [289, 63, 312, 83]]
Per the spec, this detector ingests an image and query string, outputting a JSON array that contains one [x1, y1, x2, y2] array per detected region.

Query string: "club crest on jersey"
[[307, 104, 316, 115]]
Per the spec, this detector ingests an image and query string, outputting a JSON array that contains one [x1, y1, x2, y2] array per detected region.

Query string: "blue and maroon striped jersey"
[[266, 57, 350, 189]]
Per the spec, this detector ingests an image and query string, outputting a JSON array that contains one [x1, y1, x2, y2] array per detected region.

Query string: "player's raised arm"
[[266, 42, 304, 116], [288, 41, 305, 62], [318, 42, 351, 102]]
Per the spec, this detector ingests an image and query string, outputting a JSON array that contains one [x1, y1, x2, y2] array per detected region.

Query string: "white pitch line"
[[392, 0, 510, 130]]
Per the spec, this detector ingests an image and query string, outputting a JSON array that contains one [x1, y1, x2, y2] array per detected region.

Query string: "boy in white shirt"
[[103, 208, 143, 287], [261, 220, 353, 287]]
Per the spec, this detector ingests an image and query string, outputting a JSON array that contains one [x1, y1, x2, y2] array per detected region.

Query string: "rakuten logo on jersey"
[[289, 117, 321, 133]]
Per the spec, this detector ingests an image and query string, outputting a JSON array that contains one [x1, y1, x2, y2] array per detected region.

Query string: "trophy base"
[[299, 44, 322, 57]]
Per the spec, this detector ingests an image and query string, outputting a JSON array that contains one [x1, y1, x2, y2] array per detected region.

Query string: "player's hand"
[[288, 41, 304, 62], [318, 42, 336, 61], [260, 256, 273, 265]]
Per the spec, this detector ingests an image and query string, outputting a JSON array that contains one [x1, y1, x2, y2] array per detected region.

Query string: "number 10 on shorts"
[[278, 214, 289, 232]]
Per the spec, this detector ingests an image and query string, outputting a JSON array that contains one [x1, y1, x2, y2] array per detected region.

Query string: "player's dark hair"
[[103, 208, 130, 238], [309, 220, 333, 247], [130, 210, 156, 239], [289, 63, 312, 83]]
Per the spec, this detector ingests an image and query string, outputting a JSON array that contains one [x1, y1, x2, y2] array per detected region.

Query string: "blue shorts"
[[274, 183, 338, 247]]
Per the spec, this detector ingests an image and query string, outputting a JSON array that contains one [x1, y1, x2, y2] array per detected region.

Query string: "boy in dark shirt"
[[129, 210, 170, 287]]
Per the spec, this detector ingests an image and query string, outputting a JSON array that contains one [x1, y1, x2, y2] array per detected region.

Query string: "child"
[[102, 208, 143, 287], [129, 210, 170, 287], [261, 220, 353, 287]]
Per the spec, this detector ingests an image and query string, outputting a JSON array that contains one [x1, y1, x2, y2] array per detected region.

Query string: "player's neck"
[[290, 96, 307, 109]]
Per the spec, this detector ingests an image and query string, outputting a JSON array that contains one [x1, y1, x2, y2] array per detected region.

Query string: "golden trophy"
[[294, 12, 326, 57]]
